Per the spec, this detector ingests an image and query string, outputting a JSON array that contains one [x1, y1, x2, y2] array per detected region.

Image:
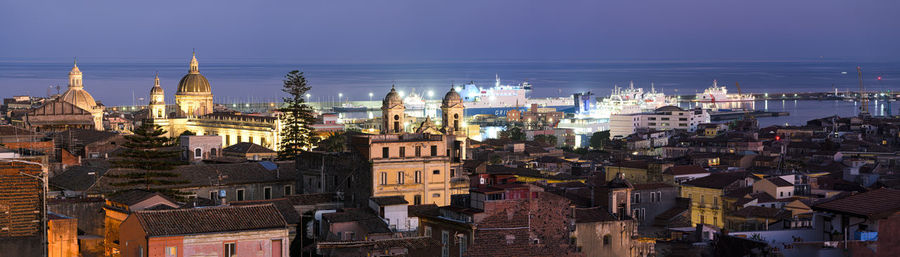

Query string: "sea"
[[1, 59, 897, 127]]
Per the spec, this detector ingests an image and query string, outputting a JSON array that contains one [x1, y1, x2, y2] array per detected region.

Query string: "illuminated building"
[[24, 60, 104, 132], [347, 86, 469, 206], [147, 53, 282, 151]]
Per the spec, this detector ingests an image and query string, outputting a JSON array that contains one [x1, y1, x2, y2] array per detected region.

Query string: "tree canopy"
[[278, 70, 317, 160], [110, 123, 186, 199]]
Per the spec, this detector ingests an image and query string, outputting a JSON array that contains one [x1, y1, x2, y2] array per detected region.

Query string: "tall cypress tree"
[[278, 70, 316, 160], [110, 123, 185, 198]]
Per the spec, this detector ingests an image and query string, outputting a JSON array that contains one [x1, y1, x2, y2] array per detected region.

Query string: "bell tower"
[[382, 85, 406, 134], [441, 86, 464, 135], [149, 73, 167, 119]]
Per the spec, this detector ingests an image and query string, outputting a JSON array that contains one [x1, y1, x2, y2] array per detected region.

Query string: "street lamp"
[[338, 93, 343, 102], [369, 92, 374, 102]]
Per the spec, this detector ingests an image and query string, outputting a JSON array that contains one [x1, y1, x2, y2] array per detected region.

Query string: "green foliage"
[[499, 126, 526, 141], [489, 155, 503, 165], [278, 70, 317, 160], [534, 134, 557, 146], [180, 130, 196, 136], [590, 131, 611, 150], [318, 131, 346, 152], [110, 123, 186, 199]]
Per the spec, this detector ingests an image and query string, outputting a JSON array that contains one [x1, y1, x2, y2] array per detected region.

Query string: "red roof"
[[813, 188, 900, 219]]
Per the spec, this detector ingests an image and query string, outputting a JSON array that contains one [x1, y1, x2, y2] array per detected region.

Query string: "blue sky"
[[1, 0, 898, 62]]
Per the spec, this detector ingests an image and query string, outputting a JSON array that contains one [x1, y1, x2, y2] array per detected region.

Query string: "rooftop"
[[133, 204, 287, 237], [575, 207, 619, 223], [682, 172, 747, 189], [370, 196, 409, 206], [223, 142, 275, 154], [813, 188, 900, 219], [664, 165, 709, 176]]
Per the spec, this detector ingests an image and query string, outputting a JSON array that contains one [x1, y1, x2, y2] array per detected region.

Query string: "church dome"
[[151, 74, 164, 95], [60, 88, 98, 111], [383, 85, 403, 108], [177, 74, 210, 93], [176, 52, 211, 94], [442, 86, 462, 107]]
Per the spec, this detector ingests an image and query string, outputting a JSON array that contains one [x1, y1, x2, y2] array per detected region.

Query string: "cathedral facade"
[[148, 53, 282, 151], [345, 86, 469, 206], [25, 61, 104, 132]]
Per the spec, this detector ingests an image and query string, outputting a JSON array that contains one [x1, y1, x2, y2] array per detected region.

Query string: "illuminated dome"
[[442, 86, 462, 107], [60, 60, 98, 111], [383, 85, 403, 108], [176, 53, 211, 93], [150, 74, 164, 95]]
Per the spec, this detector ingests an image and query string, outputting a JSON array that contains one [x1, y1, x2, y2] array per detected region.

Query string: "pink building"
[[119, 204, 289, 257]]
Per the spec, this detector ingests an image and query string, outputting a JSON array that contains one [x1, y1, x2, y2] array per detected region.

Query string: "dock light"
[[399, 91, 405, 98], [794, 94, 798, 97], [306, 93, 311, 99], [764, 93, 769, 97], [338, 93, 343, 99], [428, 90, 434, 98]]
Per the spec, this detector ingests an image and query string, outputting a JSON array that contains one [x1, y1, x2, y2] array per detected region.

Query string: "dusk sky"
[[2, 0, 899, 62]]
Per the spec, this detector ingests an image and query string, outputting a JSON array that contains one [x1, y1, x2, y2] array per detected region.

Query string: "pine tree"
[[110, 123, 186, 198], [278, 70, 316, 160]]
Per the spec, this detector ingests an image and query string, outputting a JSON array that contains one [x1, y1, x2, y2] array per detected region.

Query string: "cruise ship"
[[576, 82, 676, 119], [457, 75, 573, 115], [694, 80, 755, 103]]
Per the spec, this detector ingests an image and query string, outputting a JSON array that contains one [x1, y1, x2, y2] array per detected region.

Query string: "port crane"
[[858, 66, 870, 116]]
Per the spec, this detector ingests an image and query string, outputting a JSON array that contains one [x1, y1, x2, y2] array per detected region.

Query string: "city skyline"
[[2, 0, 899, 62]]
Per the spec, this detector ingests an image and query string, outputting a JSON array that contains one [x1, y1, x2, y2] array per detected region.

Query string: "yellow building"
[[348, 86, 469, 206], [680, 172, 750, 228], [147, 53, 282, 151]]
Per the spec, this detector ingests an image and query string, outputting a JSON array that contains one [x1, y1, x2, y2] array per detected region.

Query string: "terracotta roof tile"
[[133, 204, 287, 237], [813, 188, 900, 219]]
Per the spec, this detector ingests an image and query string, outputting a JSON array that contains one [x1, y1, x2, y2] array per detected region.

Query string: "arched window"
[[603, 235, 611, 246], [194, 148, 202, 158], [210, 148, 217, 157]]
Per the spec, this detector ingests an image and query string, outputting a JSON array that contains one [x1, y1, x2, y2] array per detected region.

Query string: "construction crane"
[[858, 66, 870, 116]]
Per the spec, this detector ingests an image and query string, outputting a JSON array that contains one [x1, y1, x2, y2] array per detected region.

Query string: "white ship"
[[403, 89, 426, 110], [694, 80, 755, 103], [577, 81, 676, 119], [457, 74, 573, 115]]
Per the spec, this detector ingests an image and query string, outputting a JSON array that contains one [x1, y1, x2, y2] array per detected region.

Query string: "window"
[[264, 187, 272, 199], [210, 148, 217, 157], [713, 197, 718, 207], [424, 226, 432, 237], [226, 135, 230, 145], [237, 135, 242, 143], [382, 147, 389, 158], [780, 192, 784, 197], [380, 172, 387, 185], [431, 145, 438, 156], [236, 189, 245, 201], [433, 193, 441, 198], [662, 117, 670, 121], [248, 136, 254, 144], [700, 215, 705, 225], [648, 122, 656, 126], [165, 246, 176, 257], [415, 171, 422, 183], [415, 146, 421, 157], [633, 193, 641, 204], [506, 234, 515, 245], [701, 195, 705, 205], [603, 234, 611, 246], [442, 231, 450, 257], [209, 191, 217, 200], [194, 148, 202, 158], [713, 216, 718, 226], [224, 243, 236, 257], [648, 117, 656, 120], [433, 169, 440, 175], [414, 195, 422, 205], [284, 185, 292, 196], [398, 172, 405, 185], [399, 147, 406, 157]]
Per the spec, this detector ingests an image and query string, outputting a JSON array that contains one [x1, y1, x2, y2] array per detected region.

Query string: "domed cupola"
[[382, 85, 403, 108], [176, 52, 211, 93], [442, 86, 463, 107]]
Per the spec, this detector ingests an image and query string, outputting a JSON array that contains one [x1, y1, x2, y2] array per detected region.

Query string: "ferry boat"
[[694, 80, 755, 103], [403, 89, 426, 110], [577, 81, 676, 119], [457, 74, 574, 116], [333, 103, 367, 112]]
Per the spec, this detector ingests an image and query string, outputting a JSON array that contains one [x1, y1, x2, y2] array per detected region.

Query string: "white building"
[[610, 106, 710, 138]]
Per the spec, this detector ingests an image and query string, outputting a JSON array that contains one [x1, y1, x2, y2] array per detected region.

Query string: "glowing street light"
[[369, 92, 374, 102], [427, 90, 434, 98], [398, 90, 405, 98]]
